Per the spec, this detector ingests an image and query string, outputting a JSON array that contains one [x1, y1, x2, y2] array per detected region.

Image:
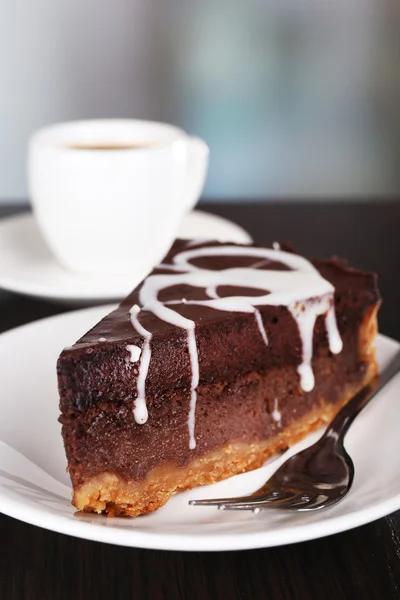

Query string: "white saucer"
[[0, 211, 252, 304], [0, 305, 399, 551]]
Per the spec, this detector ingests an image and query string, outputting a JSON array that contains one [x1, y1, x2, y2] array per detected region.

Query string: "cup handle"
[[184, 136, 209, 210]]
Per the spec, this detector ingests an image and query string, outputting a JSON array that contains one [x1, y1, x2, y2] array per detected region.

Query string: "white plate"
[[0, 305, 399, 551], [0, 211, 252, 304]]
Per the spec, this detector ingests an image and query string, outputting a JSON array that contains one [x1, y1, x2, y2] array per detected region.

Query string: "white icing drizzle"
[[206, 285, 219, 299], [250, 258, 270, 269], [126, 344, 142, 363], [129, 305, 151, 424], [254, 309, 268, 346], [128, 244, 343, 449], [325, 305, 343, 354], [187, 327, 200, 450], [272, 398, 281, 423], [98, 337, 107, 342], [288, 298, 343, 391]]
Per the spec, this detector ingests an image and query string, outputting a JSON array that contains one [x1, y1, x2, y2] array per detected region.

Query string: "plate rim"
[[0, 305, 399, 551], [1, 483, 400, 552]]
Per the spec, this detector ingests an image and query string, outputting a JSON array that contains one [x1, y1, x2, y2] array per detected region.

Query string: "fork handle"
[[324, 348, 400, 441]]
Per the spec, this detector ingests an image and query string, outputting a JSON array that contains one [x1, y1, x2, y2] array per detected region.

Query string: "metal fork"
[[189, 349, 400, 512]]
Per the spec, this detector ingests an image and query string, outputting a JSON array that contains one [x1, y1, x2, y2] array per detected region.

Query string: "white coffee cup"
[[28, 119, 209, 276]]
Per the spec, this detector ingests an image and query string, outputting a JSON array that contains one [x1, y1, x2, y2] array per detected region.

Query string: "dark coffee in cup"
[[67, 143, 154, 151]]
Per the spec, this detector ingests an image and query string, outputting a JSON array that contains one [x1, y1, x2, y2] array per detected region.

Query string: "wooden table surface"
[[1, 202, 400, 600]]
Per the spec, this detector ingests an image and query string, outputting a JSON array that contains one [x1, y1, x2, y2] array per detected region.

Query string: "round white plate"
[[0, 211, 251, 304], [0, 305, 399, 551]]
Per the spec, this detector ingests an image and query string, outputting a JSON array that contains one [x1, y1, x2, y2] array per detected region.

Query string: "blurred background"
[[1, 0, 400, 203]]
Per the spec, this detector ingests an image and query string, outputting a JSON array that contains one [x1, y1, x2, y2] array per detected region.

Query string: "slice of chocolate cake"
[[58, 240, 380, 517]]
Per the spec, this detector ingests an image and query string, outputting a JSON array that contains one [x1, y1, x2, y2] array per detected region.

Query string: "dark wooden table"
[[1, 202, 400, 600]]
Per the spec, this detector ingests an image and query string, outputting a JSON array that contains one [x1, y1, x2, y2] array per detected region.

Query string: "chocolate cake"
[[58, 240, 380, 517]]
